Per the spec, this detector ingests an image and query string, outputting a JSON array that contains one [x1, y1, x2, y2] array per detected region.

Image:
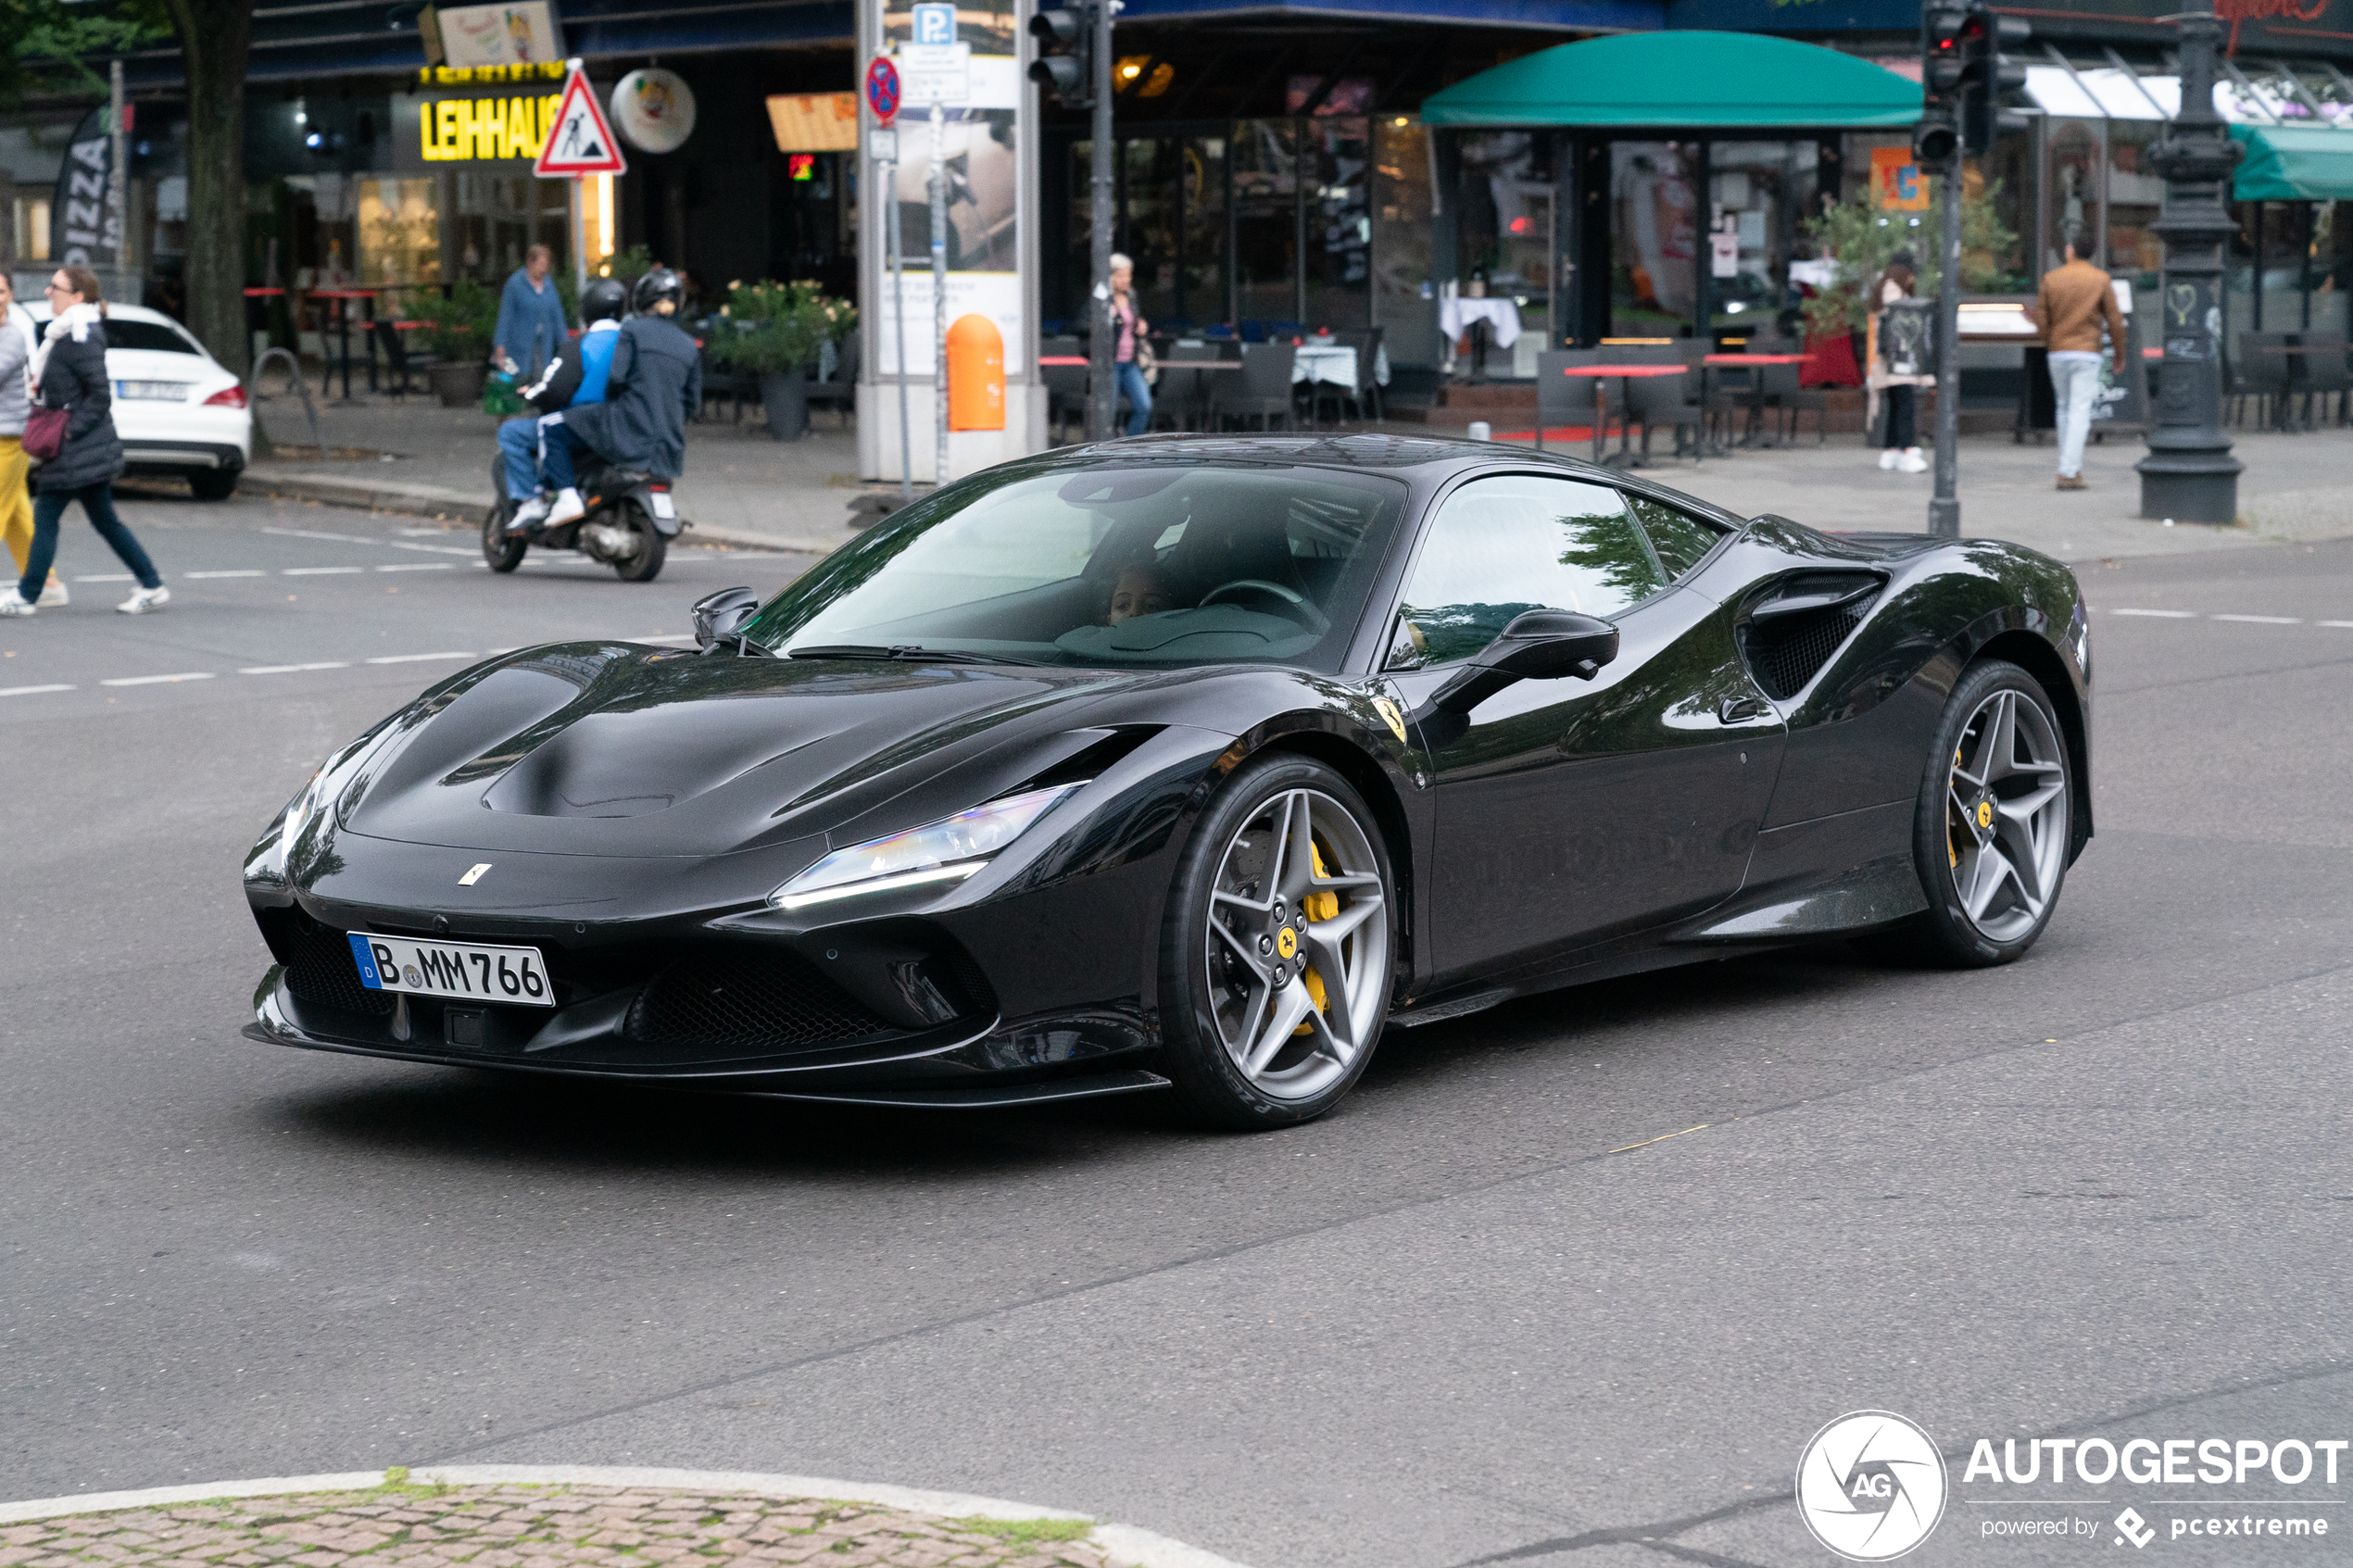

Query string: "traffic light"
[[1028, 6, 1091, 107], [1913, 117, 1958, 166], [1923, 3, 1970, 104], [1961, 7, 2031, 156]]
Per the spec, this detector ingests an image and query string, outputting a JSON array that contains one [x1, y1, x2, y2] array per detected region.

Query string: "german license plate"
[[116, 380, 194, 401], [347, 932, 554, 1007], [648, 492, 676, 520]]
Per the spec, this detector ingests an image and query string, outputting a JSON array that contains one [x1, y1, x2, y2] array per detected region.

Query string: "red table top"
[[1038, 355, 1088, 366], [310, 289, 379, 299], [1563, 364, 1685, 377], [243, 287, 286, 297], [1704, 353, 1810, 365]]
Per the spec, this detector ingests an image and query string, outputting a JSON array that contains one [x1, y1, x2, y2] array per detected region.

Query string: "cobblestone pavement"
[[0, 1486, 1111, 1568]]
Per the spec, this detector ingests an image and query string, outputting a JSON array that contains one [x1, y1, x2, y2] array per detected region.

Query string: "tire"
[[482, 502, 526, 572], [187, 469, 238, 501], [610, 506, 667, 582], [1158, 754, 1396, 1129], [1877, 658, 2073, 968]]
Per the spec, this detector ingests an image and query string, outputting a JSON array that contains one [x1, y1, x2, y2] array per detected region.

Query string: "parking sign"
[[912, 2, 956, 44]]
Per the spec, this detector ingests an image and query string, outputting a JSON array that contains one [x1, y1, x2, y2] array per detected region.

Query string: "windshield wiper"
[[786, 644, 1046, 667]]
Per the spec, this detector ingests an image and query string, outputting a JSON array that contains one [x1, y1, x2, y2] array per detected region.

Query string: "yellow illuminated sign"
[[421, 93, 562, 161]]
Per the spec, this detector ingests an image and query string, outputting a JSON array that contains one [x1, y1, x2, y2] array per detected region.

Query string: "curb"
[[248, 473, 837, 558], [0, 1464, 1253, 1568]]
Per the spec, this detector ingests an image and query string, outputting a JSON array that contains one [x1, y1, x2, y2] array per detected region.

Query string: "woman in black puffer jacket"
[[1, 266, 166, 617]]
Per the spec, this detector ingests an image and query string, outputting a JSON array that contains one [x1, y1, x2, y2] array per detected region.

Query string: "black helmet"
[[581, 276, 627, 323], [632, 266, 684, 314]]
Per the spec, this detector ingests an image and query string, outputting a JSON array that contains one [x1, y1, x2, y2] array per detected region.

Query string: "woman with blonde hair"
[[0, 271, 63, 607], [1, 265, 165, 616], [1108, 252, 1151, 436]]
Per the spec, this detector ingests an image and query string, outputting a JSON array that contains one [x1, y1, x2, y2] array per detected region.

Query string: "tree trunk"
[[163, 0, 253, 376]]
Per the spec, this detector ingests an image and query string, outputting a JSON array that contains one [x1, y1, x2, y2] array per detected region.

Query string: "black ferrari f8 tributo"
[[244, 435, 2091, 1128]]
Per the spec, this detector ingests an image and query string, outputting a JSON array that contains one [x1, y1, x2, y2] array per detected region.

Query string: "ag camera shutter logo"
[[1796, 1411, 1949, 1561]]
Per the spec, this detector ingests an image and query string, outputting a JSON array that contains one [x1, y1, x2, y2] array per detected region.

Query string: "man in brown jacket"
[[2031, 243, 2129, 490]]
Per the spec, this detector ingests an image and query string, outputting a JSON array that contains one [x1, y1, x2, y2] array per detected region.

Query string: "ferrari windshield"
[[743, 462, 1409, 669]]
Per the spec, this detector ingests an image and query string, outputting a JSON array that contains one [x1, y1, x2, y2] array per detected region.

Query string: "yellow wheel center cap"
[[1976, 800, 1994, 830], [1277, 927, 1298, 960]]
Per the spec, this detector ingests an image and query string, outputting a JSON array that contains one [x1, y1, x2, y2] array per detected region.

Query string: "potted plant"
[[407, 278, 500, 407], [706, 280, 857, 441]]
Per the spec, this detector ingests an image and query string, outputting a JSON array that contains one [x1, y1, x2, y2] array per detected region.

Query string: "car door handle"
[[1718, 695, 1769, 724]]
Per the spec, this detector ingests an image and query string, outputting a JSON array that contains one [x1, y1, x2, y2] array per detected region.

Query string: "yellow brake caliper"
[[1948, 746, 1964, 869], [1295, 843, 1340, 1035]]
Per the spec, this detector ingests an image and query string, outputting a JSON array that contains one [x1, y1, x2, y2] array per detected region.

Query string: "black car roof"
[[1064, 432, 1620, 480]]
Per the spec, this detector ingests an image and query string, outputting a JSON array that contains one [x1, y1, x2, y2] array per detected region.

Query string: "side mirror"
[[692, 585, 762, 652], [1431, 608, 1619, 716]]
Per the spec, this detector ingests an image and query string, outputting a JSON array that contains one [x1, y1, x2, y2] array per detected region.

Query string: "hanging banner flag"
[[535, 60, 627, 177], [57, 106, 119, 268]]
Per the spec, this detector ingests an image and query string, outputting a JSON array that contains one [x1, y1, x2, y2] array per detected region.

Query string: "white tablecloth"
[[1438, 296, 1522, 349], [1291, 343, 1392, 388]]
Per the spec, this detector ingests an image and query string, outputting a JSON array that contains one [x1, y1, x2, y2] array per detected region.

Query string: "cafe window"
[[13, 194, 49, 262], [359, 176, 441, 286]]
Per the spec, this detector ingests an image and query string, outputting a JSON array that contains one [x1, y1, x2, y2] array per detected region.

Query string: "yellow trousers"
[[0, 436, 29, 575]]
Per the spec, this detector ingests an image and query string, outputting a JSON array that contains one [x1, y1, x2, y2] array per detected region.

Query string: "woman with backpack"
[[0, 266, 167, 617], [1868, 250, 1931, 475]]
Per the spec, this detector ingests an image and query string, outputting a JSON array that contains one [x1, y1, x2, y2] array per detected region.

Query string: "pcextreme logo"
[[1796, 1411, 1950, 1562]]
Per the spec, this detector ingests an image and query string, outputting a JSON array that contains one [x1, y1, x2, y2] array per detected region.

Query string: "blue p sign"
[[912, 2, 955, 44]]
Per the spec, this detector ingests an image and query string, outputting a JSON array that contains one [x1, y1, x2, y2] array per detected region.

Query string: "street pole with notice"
[[1085, 0, 1115, 440], [929, 101, 949, 488]]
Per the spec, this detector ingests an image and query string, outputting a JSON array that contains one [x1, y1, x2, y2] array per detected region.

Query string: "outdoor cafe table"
[[1701, 352, 1812, 453], [308, 288, 379, 401], [1556, 364, 1685, 467]]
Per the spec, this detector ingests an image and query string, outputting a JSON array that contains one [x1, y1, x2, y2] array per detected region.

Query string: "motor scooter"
[[484, 451, 683, 582]]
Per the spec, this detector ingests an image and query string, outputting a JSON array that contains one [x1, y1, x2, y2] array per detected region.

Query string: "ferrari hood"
[[342, 643, 1135, 858]]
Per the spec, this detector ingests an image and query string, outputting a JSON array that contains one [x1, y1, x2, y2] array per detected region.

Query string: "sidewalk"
[[245, 386, 2353, 567], [0, 1481, 1116, 1568], [248, 394, 882, 557]]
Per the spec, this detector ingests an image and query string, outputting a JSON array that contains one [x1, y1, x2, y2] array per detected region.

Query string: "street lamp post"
[[2134, 0, 2245, 523]]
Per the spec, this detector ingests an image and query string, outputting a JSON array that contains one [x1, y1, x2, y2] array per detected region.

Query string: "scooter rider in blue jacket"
[[501, 276, 627, 532]]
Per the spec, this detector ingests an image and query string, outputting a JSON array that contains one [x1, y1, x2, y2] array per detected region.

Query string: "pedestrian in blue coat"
[[493, 244, 569, 379]]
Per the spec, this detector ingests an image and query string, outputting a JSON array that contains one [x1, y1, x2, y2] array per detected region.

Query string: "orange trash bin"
[[946, 313, 1005, 432]]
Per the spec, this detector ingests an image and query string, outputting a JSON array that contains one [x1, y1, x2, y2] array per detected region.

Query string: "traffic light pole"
[[1086, 0, 1115, 442], [1930, 143, 1962, 539]]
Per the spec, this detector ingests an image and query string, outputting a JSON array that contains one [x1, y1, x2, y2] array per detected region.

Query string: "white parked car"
[[28, 302, 252, 499]]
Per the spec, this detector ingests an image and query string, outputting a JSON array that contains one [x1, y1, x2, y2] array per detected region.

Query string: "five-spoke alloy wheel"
[[1889, 658, 2075, 966], [1162, 756, 1395, 1127]]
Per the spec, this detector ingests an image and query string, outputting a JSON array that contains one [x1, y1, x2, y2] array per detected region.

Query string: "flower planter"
[[429, 361, 487, 408], [760, 370, 810, 441]]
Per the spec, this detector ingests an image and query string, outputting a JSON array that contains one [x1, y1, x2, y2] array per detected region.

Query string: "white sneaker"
[[1878, 448, 1898, 470], [117, 584, 170, 615], [0, 588, 33, 617], [546, 486, 586, 527], [36, 575, 67, 607], [1898, 447, 1929, 473], [508, 493, 551, 533]]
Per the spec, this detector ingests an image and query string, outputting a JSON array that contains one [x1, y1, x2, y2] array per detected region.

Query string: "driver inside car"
[[1105, 565, 1170, 625]]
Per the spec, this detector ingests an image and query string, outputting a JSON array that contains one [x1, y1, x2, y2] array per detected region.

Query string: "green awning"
[[2229, 122, 2353, 201], [1420, 31, 1922, 131]]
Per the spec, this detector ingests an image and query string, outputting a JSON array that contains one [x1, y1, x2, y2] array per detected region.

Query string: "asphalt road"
[[4, 490, 2350, 1568]]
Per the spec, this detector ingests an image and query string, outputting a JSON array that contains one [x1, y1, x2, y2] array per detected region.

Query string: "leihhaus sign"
[[419, 91, 562, 161]]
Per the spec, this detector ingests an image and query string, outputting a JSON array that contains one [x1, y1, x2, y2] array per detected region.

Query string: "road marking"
[[73, 573, 132, 583], [2322, 620, 2353, 629], [100, 671, 214, 686], [375, 562, 455, 572], [2208, 613, 2302, 624], [239, 661, 351, 674], [282, 566, 364, 576], [185, 570, 267, 579], [364, 651, 475, 664], [262, 525, 476, 558], [2107, 608, 2197, 618], [0, 683, 73, 697]]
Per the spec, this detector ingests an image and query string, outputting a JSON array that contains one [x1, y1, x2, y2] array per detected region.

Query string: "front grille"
[[627, 946, 896, 1053], [937, 947, 999, 1018], [1743, 603, 1868, 701], [279, 917, 396, 1017]]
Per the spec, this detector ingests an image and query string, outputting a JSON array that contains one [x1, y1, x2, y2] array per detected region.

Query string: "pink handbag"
[[23, 403, 66, 462]]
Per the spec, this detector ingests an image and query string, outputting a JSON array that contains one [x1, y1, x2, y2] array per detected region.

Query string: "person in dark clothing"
[[1, 267, 165, 617], [560, 268, 702, 483]]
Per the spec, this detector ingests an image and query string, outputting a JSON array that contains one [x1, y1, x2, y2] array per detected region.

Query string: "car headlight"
[[277, 722, 401, 860], [771, 784, 1083, 912]]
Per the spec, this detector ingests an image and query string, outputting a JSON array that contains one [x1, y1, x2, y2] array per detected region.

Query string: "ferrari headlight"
[[277, 722, 401, 860], [772, 784, 1082, 911]]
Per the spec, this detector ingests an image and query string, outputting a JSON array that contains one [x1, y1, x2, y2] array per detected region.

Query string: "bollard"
[[1466, 420, 1491, 441], [946, 314, 1006, 432]]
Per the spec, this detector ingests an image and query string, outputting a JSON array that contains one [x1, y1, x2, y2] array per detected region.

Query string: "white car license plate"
[[346, 932, 555, 1007], [116, 380, 194, 401], [648, 492, 676, 520]]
